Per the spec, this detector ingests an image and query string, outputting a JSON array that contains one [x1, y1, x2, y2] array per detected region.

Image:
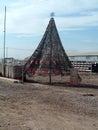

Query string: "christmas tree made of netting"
[[24, 17, 72, 77]]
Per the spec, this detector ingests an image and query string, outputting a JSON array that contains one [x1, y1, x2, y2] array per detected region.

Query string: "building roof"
[[68, 52, 98, 57]]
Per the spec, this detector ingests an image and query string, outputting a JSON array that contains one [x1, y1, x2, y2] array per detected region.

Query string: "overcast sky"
[[0, 0, 98, 59]]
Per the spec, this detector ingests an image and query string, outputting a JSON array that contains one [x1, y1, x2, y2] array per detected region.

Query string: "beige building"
[[68, 52, 98, 72]]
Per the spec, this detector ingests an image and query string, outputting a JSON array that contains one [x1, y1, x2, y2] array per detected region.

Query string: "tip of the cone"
[[50, 12, 55, 18], [50, 17, 54, 20]]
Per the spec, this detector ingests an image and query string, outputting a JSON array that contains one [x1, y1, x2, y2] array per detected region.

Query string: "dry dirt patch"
[[0, 80, 98, 130]]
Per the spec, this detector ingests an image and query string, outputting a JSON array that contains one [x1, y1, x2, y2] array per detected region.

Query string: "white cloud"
[[0, 0, 98, 35], [56, 11, 98, 29], [82, 39, 98, 44]]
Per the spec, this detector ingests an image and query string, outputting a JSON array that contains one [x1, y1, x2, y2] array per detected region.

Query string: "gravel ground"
[[0, 74, 98, 130]]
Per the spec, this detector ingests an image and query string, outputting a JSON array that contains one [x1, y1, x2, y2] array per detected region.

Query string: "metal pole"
[[49, 16, 53, 84], [49, 42, 52, 84], [3, 6, 6, 77], [22, 65, 24, 84], [6, 47, 8, 58]]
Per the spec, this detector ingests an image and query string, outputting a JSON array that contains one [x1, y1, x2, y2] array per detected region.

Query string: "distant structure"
[[0, 57, 23, 79], [24, 17, 72, 83], [69, 52, 98, 72]]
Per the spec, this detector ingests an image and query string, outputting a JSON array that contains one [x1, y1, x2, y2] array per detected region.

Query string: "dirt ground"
[[0, 73, 98, 130]]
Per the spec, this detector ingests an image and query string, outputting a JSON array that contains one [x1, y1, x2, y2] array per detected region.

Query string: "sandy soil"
[[0, 73, 98, 130]]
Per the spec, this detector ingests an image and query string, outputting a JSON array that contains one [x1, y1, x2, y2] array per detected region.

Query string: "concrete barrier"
[[0, 63, 23, 79]]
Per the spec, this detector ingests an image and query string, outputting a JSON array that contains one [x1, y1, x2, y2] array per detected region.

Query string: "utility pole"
[[3, 6, 6, 77], [6, 47, 8, 58]]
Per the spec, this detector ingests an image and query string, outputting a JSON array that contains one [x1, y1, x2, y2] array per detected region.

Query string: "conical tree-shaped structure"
[[24, 17, 72, 76]]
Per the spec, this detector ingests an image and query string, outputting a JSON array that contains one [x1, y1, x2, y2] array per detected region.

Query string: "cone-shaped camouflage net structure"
[[24, 18, 72, 76]]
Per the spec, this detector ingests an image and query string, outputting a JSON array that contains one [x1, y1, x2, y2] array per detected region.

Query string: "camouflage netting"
[[24, 18, 72, 76]]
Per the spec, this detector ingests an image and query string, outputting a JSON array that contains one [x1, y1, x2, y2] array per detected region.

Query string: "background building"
[[69, 52, 98, 72]]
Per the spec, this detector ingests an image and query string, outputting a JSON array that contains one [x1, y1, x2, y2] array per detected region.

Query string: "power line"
[[0, 47, 33, 52]]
